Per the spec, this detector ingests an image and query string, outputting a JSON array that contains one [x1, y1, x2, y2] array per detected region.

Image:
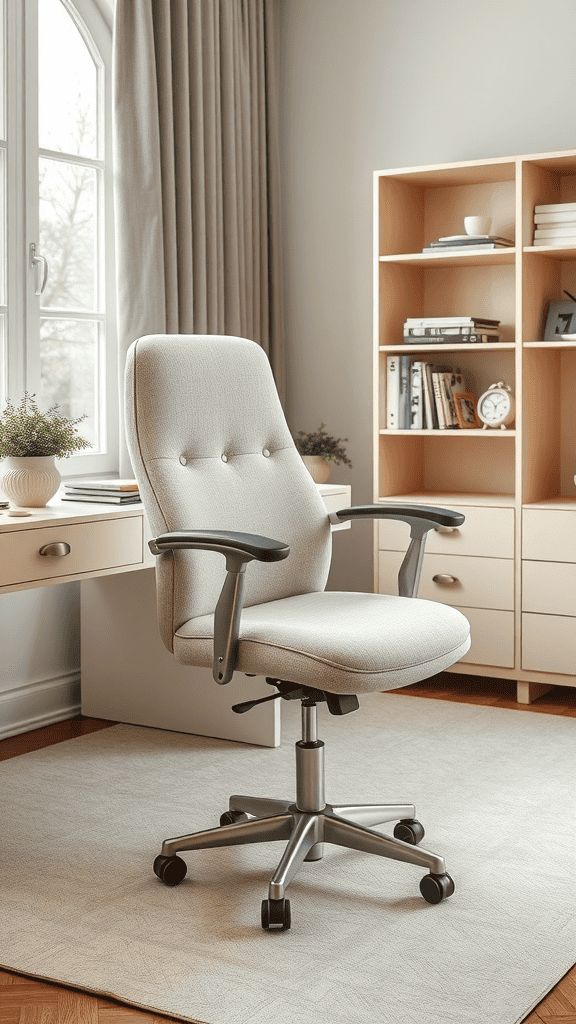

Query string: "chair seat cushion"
[[173, 591, 471, 694]]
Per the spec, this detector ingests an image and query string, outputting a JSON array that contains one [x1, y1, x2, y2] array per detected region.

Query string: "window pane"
[[40, 318, 101, 450], [38, 0, 98, 158], [0, 148, 5, 305], [39, 158, 98, 310], [0, 0, 5, 141]]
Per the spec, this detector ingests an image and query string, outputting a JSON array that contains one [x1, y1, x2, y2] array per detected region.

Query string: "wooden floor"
[[1, 671, 575, 1024]]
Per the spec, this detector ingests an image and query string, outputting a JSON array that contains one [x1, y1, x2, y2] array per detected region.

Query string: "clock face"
[[479, 390, 511, 425]]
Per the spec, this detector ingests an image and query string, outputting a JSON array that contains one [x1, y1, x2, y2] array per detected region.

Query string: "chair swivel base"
[[152, 702, 455, 930]]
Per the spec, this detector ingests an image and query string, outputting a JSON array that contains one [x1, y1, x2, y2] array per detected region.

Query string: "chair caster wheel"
[[419, 872, 455, 904], [153, 854, 187, 887], [394, 818, 425, 845], [261, 897, 291, 931], [219, 809, 249, 826]]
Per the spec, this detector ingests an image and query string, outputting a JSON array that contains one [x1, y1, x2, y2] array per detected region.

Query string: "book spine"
[[404, 333, 500, 344], [442, 372, 458, 427], [410, 361, 424, 429], [534, 211, 576, 223], [399, 356, 411, 428], [406, 326, 500, 336], [431, 372, 447, 428], [533, 238, 576, 246], [404, 318, 500, 327], [386, 355, 399, 429], [534, 202, 576, 213], [534, 225, 576, 237], [422, 363, 437, 429]]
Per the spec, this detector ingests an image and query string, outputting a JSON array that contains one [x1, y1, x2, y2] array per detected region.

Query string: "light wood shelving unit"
[[374, 149, 576, 704]]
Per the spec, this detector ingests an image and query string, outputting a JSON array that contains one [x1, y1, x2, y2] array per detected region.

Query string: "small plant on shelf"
[[0, 392, 91, 458], [294, 423, 352, 467]]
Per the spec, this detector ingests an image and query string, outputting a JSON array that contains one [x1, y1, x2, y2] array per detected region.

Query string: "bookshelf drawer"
[[522, 613, 576, 676], [523, 509, 576, 563], [0, 516, 143, 587], [378, 550, 514, 610], [378, 505, 514, 559], [455, 607, 514, 669], [522, 560, 576, 615]]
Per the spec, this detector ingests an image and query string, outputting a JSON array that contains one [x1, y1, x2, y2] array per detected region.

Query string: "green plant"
[[0, 392, 91, 458], [294, 423, 352, 467]]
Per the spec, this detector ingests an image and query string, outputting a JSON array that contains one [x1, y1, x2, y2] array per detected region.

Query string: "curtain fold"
[[113, 0, 285, 475]]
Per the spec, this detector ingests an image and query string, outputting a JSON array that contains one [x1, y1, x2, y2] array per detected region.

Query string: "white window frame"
[[4, 0, 118, 478]]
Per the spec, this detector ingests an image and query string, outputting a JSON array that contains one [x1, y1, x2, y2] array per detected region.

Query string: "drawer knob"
[[39, 542, 71, 557], [432, 573, 459, 586], [434, 525, 459, 534]]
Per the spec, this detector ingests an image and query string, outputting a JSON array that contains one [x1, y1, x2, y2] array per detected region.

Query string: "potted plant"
[[0, 392, 90, 507], [294, 423, 352, 483]]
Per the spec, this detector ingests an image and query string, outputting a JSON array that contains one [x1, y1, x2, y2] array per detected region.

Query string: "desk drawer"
[[378, 550, 514, 611], [523, 509, 576, 563], [522, 612, 576, 676], [0, 516, 143, 586], [378, 505, 514, 559], [522, 560, 576, 616]]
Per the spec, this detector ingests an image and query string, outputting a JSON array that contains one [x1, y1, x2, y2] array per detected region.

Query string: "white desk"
[[0, 483, 350, 747]]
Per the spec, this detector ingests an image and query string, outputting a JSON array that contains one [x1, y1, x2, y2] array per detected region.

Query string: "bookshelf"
[[374, 149, 576, 704]]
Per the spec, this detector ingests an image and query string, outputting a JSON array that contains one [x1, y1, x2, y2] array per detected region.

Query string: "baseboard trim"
[[0, 672, 81, 739]]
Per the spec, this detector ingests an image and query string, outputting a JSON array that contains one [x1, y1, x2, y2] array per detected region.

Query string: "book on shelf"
[[404, 332, 501, 344], [535, 202, 576, 213], [405, 316, 500, 327], [386, 357, 471, 431], [427, 235, 513, 249], [534, 210, 576, 224], [533, 238, 576, 247], [422, 243, 510, 253], [65, 478, 140, 492], [533, 224, 576, 237]]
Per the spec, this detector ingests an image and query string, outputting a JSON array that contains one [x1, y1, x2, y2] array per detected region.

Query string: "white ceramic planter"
[[0, 456, 61, 507], [301, 455, 332, 484]]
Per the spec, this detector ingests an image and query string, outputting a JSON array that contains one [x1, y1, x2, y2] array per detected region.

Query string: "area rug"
[[1, 693, 575, 1024]]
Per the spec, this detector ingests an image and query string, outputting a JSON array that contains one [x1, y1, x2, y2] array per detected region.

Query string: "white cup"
[[464, 216, 492, 236]]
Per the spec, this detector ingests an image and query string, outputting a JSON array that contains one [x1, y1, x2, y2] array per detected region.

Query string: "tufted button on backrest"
[[179, 456, 187, 466], [262, 448, 270, 457], [221, 454, 228, 463]]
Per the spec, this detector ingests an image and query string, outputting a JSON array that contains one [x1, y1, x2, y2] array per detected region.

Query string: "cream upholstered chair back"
[[125, 335, 332, 651]]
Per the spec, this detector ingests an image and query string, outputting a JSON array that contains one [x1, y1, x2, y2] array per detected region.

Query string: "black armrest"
[[335, 503, 465, 530], [335, 503, 466, 599], [149, 529, 290, 570], [149, 529, 290, 685]]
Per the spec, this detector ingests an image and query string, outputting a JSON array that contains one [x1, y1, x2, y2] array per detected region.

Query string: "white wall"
[[280, 0, 576, 592]]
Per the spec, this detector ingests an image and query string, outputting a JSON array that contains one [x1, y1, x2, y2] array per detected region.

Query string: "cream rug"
[[1, 693, 575, 1024]]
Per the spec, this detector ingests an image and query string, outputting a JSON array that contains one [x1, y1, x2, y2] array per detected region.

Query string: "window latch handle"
[[29, 243, 49, 296]]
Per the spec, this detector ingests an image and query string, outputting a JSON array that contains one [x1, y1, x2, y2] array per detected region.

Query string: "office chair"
[[125, 334, 471, 931]]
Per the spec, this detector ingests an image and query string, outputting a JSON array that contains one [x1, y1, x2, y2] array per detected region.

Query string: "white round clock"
[[476, 382, 515, 430]]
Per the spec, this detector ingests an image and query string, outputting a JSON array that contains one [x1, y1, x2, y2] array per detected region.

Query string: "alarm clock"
[[476, 382, 515, 430]]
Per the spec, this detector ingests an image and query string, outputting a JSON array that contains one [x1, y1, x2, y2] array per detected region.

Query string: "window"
[[2, 0, 117, 476]]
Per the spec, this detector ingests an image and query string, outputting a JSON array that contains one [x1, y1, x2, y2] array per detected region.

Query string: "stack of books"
[[533, 203, 576, 246], [422, 234, 514, 254], [386, 356, 478, 430], [63, 479, 141, 504], [404, 316, 502, 344]]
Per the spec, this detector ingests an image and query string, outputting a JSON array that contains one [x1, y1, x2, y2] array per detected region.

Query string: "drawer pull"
[[434, 525, 459, 534], [432, 573, 459, 586], [39, 542, 71, 557]]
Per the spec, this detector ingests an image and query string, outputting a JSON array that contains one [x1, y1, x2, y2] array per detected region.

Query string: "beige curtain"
[[113, 0, 285, 474]]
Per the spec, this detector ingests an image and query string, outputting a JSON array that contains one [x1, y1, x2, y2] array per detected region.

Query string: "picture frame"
[[543, 300, 576, 340], [454, 392, 481, 429]]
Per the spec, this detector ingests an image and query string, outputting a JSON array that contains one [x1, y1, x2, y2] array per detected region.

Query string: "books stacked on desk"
[[404, 316, 502, 344], [533, 203, 576, 246], [386, 356, 478, 430], [422, 234, 514, 254], [63, 479, 141, 504]]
